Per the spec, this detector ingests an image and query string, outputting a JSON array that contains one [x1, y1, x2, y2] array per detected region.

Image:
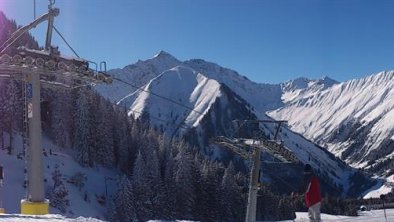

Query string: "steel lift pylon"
[[0, 0, 111, 215], [212, 120, 299, 222]]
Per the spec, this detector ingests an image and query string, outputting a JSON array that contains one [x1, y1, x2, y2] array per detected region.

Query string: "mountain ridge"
[[96, 51, 375, 196], [269, 70, 394, 175]]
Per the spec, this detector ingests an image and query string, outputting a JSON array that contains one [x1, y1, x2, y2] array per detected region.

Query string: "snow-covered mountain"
[[130, 66, 221, 137], [97, 51, 371, 196], [96, 51, 283, 114], [280, 76, 338, 103], [96, 51, 183, 105], [269, 71, 394, 175]]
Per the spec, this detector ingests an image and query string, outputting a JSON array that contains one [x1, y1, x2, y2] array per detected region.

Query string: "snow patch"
[[0, 214, 104, 221], [0, 134, 116, 220], [363, 175, 394, 199], [130, 66, 221, 135]]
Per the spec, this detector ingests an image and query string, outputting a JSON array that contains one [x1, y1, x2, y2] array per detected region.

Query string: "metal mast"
[[27, 0, 57, 204]]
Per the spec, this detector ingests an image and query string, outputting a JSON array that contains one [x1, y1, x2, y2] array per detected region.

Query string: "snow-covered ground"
[[0, 134, 118, 220], [0, 210, 394, 222], [363, 175, 394, 199], [289, 209, 394, 221], [0, 214, 104, 221]]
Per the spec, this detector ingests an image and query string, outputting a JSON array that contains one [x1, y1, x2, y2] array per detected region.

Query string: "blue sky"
[[1, 0, 394, 84]]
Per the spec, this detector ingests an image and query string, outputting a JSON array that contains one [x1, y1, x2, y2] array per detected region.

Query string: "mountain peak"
[[153, 50, 175, 59], [319, 75, 338, 85], [282, 75, 338, 92]]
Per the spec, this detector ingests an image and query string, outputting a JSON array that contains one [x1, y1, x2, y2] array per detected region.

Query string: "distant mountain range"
[[269, 71, 394, 175], [97, 50, 385, 196]]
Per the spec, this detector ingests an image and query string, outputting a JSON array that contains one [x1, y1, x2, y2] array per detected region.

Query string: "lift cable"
[[112, 77, 205, 116], [53, 26, 80, 58]]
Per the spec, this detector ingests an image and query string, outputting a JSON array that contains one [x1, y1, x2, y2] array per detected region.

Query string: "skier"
[[301, 164, 321, 222]]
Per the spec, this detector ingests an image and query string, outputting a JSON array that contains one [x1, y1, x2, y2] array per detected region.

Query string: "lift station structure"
[[212, 120, 299, 222], [0, 0, 111, 214]]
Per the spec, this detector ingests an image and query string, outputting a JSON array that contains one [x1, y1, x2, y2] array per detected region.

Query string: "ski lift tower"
[[0, 0, 111, 215], [212, 120, 298, 222]]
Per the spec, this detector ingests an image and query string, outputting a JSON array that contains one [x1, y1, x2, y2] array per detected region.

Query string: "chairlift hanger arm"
[[211, 137, 251, 159]]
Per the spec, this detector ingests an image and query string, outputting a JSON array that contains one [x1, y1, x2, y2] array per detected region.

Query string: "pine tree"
[[198, 160, 223, 221], [50, 88, 73, 149], [113, 175, 137, 222], [113, 106, 130, 172], [144, 149, 163, 219], [221, 161, 240, 221], [49, 165, 69, 213], [96, 98, 115, 166], [73, 89, 91, 166], [161, 146, 177, 219], [131, 151, 150, 220], [173, 147, 195, 220], [3, 79, 22, 154]]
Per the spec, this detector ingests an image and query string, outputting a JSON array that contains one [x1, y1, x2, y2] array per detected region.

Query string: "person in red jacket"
[[302, 164, 321, 222]]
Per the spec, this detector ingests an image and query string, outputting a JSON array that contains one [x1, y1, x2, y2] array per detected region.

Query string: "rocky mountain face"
[[269, 71, 394, 176], [97, 51, 375, 196]]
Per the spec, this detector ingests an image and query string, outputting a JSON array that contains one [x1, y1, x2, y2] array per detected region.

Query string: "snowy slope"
[[184, 59, 283, 112], [130, 66, 221, 137], [0, 134, 117, 220], [98, 51, 284, 113], [95, 51, 182, 106], [363, 175, 394, 199], [280, 76, 338, 103], [268, 71, 394, 172], [290, 209, 394, 222], [96, 51, 370, 195]]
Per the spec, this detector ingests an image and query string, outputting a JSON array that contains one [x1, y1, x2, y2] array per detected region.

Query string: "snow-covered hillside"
[[280, 76, 338, 103], [363, 175, 394, 199], [130, 66, 221, 136], [269, 71, 394, 174], [96, 51, 368, 196], [97, 51, 284, 113], [0, 134, 116, 220], [96, 51, 182, 106], [184, 59, 283, 112]]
